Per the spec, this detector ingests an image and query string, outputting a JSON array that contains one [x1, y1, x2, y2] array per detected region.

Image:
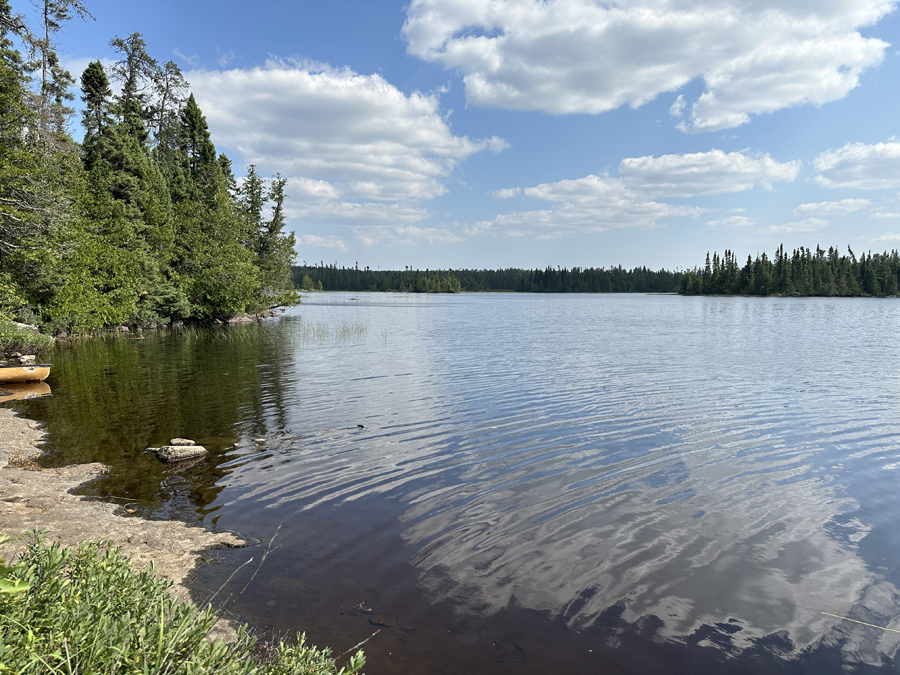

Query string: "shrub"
[[0, 533, 365, 675], [0, 320, 54, 357]]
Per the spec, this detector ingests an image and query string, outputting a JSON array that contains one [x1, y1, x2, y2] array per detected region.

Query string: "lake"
[[14, 292, 900, 673]]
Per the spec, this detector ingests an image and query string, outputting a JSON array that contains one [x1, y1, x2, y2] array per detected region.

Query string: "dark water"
[[13, 293, 900, 673]]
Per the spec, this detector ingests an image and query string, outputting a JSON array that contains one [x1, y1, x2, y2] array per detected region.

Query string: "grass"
[[0, 321, 54, 358], [0, 532, 365, 675]]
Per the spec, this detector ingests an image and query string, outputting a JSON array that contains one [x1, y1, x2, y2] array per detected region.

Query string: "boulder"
[[228, 313, 254, 324], [147, 445, 207, 463], [18, 355, 36, 365], [169, 438, 196, 446], [14, 322, 39, 334]]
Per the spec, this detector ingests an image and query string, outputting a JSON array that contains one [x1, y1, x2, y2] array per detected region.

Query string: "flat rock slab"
[[149, 445, 208, 462], [0, 408, 248, 643]]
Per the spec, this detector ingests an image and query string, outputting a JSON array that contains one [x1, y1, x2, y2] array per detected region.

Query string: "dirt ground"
[[0, 407, 250, 641]]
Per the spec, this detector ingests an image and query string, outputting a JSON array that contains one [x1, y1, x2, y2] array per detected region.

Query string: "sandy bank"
[[0, 407, 249, 640]]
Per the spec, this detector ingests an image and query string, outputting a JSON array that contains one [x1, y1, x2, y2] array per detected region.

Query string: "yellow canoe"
[[0, 364, 51, 383]]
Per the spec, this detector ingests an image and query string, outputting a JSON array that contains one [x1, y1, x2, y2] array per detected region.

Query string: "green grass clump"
[[0, 533, 365, 675], [0, 321, 53, 357]]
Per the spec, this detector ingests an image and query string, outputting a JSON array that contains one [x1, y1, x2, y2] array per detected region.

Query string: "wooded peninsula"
[[1, 0, 298, 342]]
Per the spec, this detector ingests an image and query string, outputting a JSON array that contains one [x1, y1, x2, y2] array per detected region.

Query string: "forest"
[[680, 246, 900, 297], [0, 1, 297, 335], [292, 264, 684, 293]]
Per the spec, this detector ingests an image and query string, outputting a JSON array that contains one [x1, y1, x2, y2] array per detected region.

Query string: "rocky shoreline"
[[0, 407, 249, 640]]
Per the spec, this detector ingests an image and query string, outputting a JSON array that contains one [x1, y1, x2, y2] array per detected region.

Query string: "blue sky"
[[20, 0, 900, 270]]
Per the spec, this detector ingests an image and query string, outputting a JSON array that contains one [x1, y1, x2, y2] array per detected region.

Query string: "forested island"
[[295, 245, 900, 298], [0, 1, 297, 345], [292, 264, 684, 293], [680, 246, 900, 297]]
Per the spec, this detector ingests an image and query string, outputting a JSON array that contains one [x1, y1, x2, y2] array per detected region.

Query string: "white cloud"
[[760, 217, 829, 236], [217, 50, 236, 68], [298, 234, 349, 252], [403, 0, 892, 132], [352, 225, 465, 247], [814, 142, 900, 190], [188, 60, 505, 231], [873, 232, 900, 242], [469, 174, 701, 239], [475, 148, 800, 238], [872, 212, 900, 219], [191, 60, 503, 202], [173, 48, 202, 68], [706, 216, 753, 227], [491, 187, 521, 199], [619, 149, 800, 198], [793, 199, 871, 216]]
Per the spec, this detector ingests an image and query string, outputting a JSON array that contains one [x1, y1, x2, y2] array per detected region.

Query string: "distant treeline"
[[292, 265, 683, 293], [681, 246, 900, 297]]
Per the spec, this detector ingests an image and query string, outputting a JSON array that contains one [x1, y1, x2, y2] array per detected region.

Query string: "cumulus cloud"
[[619, 149, 800, 198], [468, 174, 701, 239], [793, 199, 871, 216], [475, 148, 804, 238], [874, 232, 900, 243], [187, 60, 505, 240], [706, 216, 753, 228], [491, 187, 521, 199], [760, 217, 829, 236], [872, 212, 900, 219], [814, 142, 900, 190], [402, 0, 891, 132]]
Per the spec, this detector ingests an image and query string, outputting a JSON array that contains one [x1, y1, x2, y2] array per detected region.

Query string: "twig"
[[205, 556, 254, 606], [342, 629, 381, 656], [821, 612, 900, 634], [234, 523, 282, 598]]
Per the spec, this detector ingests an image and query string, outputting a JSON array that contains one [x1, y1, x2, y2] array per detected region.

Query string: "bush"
[[0, 320, 54, 357], [0, 533, 365, 675]]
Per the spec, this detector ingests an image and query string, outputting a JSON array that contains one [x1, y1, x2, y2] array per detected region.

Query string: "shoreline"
[[0, 406, 250, 641]]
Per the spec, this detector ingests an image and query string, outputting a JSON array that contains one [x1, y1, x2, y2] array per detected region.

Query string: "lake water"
[[14, 292, 900, 673]]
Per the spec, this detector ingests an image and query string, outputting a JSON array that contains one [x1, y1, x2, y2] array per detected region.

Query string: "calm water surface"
[[15, 293, 900, 673]]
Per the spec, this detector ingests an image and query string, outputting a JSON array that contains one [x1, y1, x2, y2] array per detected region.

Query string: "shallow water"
[[16, 293, 900, 673]]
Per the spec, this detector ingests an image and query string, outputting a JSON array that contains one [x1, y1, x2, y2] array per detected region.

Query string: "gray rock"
[[148, 445, 207, 462], [119, 326, 129, 333], [228, 313, 254, 324], [14, 322, 39, 334], [18, 355, 35, 365], [169, 438, 195, 446]]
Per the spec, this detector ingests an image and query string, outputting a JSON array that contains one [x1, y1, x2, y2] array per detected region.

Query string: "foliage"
[[292, 264, 682, 294], [680, 245, 900, 297], [0, 532, 365, 675]]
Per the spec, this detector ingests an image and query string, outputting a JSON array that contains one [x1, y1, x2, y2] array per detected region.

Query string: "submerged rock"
[[148, 445, 207, 463]]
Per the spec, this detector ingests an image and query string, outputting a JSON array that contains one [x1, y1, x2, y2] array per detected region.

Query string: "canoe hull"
[[0, 365, 51, 383]]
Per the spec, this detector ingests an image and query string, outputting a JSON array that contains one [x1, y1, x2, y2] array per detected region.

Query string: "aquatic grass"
[[0, 532, 365, 675], [286, 320, 368, 344]]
